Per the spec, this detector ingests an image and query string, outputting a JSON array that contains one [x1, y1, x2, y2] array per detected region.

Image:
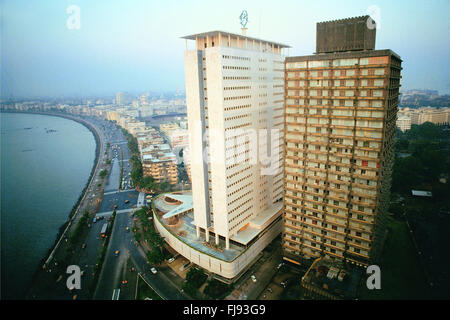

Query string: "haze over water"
[[1, 112, 96, 299]]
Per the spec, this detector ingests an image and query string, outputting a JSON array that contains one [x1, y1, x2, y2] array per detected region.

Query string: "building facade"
[[183, 30, 288, 251], [397, 107, 450, 128], [396, 116, 411, 132], [142, 153, 178, 185], [282, 16, 402, 267]]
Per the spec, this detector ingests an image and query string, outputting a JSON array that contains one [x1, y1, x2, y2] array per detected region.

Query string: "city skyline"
[[2, 0, 449, 99], [2, 3, 450, 303]]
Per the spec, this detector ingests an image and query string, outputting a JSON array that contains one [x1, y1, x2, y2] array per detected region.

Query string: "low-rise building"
[[141, 144, 178, 184], [170, 129, 189, 148], [159, 122, 180, 138], [396, 116, 411, 132]]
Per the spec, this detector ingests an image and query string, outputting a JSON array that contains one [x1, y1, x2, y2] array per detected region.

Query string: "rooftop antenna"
[[239, 10, 248, 35]]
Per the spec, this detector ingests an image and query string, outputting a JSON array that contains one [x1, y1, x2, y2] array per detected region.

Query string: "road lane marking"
[[96, 208, 134, 217]]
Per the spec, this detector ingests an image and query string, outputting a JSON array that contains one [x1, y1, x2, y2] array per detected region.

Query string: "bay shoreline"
[[1, 110, 102, 299]]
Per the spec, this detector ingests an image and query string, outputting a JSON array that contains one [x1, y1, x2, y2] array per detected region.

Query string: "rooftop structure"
[[316, 16, 376, 54], [301, 256, 362, 299], [182, 30, 290, 53]]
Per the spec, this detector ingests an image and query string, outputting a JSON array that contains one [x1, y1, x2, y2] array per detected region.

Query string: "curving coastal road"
[[26, 114, 190, 300]]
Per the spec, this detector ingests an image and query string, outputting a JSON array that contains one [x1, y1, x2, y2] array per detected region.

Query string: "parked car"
[[82, 243, 86, 249], [150, 267, 157, 274], [251, 275, 257, 282], [114, 250, 120, 257], [168, 257, 175, 264]]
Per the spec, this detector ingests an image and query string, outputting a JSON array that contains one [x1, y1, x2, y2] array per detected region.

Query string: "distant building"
[[170, 129, 189, 148], [396, 116, 411, 132], [142, 144, 178, 185], [140, 93, 150, 105], [159, 122, 180, 137], [397, 106, 450, 128], [116, 92, 133, 105]]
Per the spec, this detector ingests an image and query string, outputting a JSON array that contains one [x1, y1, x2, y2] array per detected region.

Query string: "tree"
[[148, 230, 165, 254], [99, 169, 108, 178], [146, 248, 164, 265]]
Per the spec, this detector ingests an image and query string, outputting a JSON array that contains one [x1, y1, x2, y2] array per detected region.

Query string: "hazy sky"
[[1, 0, 449, 98]]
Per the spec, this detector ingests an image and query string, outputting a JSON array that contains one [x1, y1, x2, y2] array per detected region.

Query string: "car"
[[251, 275, 257, 282], [125, 200, 129, 204], [277, 263, 284, 269], [93, 217, 97, 223], [125, 226, 130, 232], [114, 250, 120, 256], [82, 243, 86, 249], [150, 267, 157, 274], [121, 280, 128, 285], [168, 257, 175, 264]]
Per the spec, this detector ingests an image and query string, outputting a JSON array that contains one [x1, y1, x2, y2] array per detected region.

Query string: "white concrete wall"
[[154, 213, 282, 279], [184, 50, 211, 230]]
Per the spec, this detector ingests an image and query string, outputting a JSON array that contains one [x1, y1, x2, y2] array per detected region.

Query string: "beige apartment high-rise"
[[282, 16, 402, 267], [183, 31, 288, 252]]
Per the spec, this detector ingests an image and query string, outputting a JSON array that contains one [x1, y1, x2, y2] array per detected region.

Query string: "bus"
[[100, 223, 108, 238]]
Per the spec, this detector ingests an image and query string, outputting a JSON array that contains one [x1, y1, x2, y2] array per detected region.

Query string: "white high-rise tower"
[[183, 31, 289, 251]]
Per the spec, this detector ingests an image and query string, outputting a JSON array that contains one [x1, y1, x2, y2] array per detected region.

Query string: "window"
[[373, 90, 383, 97]]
